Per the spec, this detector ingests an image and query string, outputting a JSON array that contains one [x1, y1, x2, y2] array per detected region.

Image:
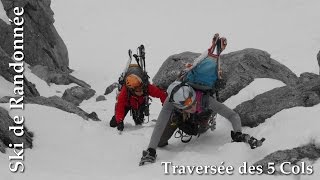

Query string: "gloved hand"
[[117, 121, 124, 131], [231, 131, 265, 149], [231, 131, 250, 143]]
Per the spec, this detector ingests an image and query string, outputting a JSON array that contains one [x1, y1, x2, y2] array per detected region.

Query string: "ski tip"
[[261, 138, 266, 142]]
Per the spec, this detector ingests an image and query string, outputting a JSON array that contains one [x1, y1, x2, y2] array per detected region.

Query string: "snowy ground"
[[1, 0, 320, 179]]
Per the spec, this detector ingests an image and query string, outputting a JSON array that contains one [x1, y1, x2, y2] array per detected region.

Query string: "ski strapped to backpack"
[[132, 45, 151, 122], [117, 45, 151, 123]]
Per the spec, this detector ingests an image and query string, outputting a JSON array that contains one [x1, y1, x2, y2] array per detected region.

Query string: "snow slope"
[[1, 0, 320, 179]]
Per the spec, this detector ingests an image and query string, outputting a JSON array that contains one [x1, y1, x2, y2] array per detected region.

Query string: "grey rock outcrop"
[[62, 86, 96, 106], [317, 50, 320, 74], [0, 139, 6, 153], [218, 49, 298, 102], [0, 106, 34, 153], [0, 19, 13, 55], [30, 65, 91, 88], [235, 76, 320, 127], [0, 46, 39, 97], [254, 143, 320, 175], [153, 49, 298, 102], [0, 96, 100, 121], [1, 0, 69, 71]]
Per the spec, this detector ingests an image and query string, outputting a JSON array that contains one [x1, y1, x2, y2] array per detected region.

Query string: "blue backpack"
[[184, 57, 218, 90]]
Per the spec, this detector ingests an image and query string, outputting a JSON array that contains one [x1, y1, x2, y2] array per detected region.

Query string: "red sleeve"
[[148, 84, 167, 104], [115, 86, 128, 123]]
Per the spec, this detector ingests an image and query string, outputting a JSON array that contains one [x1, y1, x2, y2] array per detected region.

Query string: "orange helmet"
[[126, 74, 142, 89]]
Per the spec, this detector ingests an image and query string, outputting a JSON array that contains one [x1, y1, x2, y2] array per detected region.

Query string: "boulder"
[[254, 143, 320, 175], [152, 49, 298, 102], [96, 95, 106, 102], [0, 106, 33, 153], [1, 0, 69, 71], [62, 86, 96, 106], [234, 76, 320, 127]]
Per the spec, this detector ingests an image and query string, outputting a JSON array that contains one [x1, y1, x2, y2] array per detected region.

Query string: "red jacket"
[[115, 84, 167, 123]]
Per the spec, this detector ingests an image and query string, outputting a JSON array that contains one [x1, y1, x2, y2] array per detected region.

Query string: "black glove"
[[117, 121, 124, 131], [214, 79, 227, 91], [231, 131, 250, 143], [231, 131, 265, 149]]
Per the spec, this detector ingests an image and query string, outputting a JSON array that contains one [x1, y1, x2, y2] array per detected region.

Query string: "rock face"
[[254, 143, 320, 175], [317, 50, 320, 74], [0, 0, 69, 71], [153, 49, 298, 101], [0, 107, 34, 152], [30, 65, 91, 88], [62, 86, 96, 106], [218, 49, 298, 102], [0, 19, 13, 55], [0, 46, 39, 97], [235, 76, 320, 127], [0, 96, 100, 121]]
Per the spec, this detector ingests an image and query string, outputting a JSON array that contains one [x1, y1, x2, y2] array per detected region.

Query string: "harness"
[[171, 91, 217, 143]]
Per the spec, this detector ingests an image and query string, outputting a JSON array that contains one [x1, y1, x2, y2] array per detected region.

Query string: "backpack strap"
[[168, 82, 187, 103]]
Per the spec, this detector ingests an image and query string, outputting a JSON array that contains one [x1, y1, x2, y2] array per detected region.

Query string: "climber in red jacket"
[[110, 74, 167, 131]]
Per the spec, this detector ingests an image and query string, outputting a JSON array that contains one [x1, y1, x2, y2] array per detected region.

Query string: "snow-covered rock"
[[62, 86, 95, 106], [235, 76, 320, 127], [0, 95, 94, 120]]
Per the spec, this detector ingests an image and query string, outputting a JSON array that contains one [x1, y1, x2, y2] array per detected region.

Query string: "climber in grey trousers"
[[139, 81, 263, 166]]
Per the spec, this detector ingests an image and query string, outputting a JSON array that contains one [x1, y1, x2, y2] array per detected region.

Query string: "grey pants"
[[148, 96, 242, 150]]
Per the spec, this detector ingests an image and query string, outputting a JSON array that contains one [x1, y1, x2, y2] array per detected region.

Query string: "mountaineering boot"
[[139, 148, 157, 166]]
